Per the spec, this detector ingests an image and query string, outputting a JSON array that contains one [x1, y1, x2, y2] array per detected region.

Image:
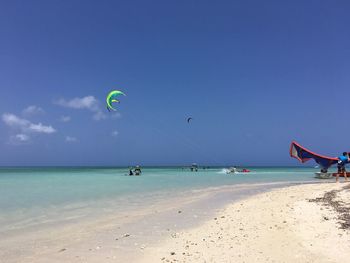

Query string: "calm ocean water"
[[0, 166, 329, 233]]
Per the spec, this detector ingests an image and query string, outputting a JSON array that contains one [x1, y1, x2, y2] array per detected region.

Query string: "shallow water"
[[0, 166, 330, 234]]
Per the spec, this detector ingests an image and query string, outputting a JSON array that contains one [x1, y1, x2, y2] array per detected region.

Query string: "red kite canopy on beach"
[[290, 141, 338, 169]]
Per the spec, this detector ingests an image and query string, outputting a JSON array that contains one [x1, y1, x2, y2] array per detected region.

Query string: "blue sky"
[[1, 0, 350, 166]]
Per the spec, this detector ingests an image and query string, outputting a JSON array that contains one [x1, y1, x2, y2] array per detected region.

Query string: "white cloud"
[[8, 134, 30, 145], [16, 134, 30, 141], [55, 96, 99, 110], [111, 130, 119, 137], [2, 113, 56, 134], [22, 105, 44, 116], [2, 113, 29, 127], [60, 115, 71, 122], [28, 123, 56, 134], [2, 113, 55, 145], [65, 136, 77, 142], [55, 96, 106, 121]]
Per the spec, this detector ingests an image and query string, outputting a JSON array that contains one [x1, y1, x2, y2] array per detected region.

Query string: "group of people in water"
[[127, 165, 251, 175], [127, 164, 209, 175], [187, 164, 211, 172], [128, 166, 142, 176]]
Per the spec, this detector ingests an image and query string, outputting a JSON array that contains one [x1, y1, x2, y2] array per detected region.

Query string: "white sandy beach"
[[139, 183, 350, 263], [1, 182, 350, 263]]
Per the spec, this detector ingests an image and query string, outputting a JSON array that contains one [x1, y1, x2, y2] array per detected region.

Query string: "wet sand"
[[0, 183, 286, 263]]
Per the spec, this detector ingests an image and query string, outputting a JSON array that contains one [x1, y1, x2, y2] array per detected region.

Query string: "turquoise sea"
[[0, 166, 329, 235]]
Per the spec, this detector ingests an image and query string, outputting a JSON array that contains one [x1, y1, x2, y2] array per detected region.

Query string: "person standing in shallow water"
[[336, 152, 350, 183]]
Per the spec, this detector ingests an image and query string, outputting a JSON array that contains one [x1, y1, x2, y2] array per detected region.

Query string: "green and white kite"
[[106, 90, 126, 111]]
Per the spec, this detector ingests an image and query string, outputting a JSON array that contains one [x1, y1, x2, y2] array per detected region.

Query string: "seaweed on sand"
[[308, 185, 350, 230]]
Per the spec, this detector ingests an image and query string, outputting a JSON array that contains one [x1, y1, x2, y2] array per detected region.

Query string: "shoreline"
[[1, 181, 347, 262], [0, 181, 302, 263]]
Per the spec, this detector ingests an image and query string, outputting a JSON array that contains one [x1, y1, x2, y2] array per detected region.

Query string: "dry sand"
[[139, 183, 350, 263]]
